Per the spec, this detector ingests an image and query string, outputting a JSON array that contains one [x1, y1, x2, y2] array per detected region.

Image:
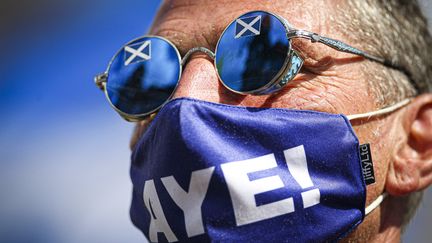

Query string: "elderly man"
[[96, 0, 432, 242]]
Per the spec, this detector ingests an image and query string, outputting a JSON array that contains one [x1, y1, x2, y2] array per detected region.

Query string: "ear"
[[386, 94, 432, 196]]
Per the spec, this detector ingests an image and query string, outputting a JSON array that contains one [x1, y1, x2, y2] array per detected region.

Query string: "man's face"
[[131, 0, 401, 241]]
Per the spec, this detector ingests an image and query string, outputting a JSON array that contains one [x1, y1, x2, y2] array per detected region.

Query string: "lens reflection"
[[106, 36, 181, 116], [216, 11, 290, 93]]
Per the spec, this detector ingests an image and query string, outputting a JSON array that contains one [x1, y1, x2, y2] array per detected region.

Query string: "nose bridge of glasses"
[[181, 47, 215, 66]]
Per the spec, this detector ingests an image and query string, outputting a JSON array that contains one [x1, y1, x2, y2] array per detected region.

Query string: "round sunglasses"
[[95, 10, 408, 121]]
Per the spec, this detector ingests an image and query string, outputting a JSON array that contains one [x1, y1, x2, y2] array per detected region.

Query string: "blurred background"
[[0, 0, 431, 242]]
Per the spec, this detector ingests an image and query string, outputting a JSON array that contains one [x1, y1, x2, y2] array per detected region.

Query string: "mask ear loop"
[[347, 99, 411, 121], [365, 192, 388, 215], [346, 99, 409, 216]]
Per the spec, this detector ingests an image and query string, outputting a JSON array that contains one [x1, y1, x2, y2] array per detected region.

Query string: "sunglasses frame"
[[96, 35, 183, 121], [95, 10, 409, 121], [213, 11, 306, 95]]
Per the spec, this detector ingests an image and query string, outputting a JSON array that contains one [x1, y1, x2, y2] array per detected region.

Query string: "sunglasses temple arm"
[[287, 30, 386, 63], [287, 29, 419, 90]]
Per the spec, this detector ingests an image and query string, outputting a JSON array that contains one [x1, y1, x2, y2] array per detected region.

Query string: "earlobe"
[[386, 94, 432, 196]]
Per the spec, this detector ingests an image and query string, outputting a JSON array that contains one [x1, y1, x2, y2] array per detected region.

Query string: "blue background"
[[0, 0, 430, 242]]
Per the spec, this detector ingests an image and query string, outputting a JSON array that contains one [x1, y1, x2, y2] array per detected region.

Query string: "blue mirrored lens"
[[215, 11, 290, 93], [106, 36, 181, 116]]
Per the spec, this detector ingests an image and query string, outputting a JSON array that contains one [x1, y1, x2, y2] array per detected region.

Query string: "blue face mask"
[[130, 97, 408, 242]]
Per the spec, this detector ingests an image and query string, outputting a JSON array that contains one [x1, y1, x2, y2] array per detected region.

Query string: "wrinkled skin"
[[130, 0, 432, 242]]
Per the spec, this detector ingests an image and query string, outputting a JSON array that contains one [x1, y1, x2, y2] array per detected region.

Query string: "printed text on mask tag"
[[142, 145, 321, 242]]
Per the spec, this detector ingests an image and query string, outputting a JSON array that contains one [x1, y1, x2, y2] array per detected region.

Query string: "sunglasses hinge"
[[94, 73, 107, 90]]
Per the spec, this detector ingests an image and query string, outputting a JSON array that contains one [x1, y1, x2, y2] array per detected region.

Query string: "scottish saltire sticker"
[[124, 40, 151, 66], [235, 15, 262, 39]]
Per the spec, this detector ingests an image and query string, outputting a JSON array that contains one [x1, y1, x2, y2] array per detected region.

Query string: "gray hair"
[[340, 0, 432, 106], [340, 0, 431, 227]]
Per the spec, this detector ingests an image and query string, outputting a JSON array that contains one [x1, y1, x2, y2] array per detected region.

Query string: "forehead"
[[150, 0, 345, 54]]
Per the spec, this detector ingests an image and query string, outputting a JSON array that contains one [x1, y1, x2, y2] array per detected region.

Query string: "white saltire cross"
[[124, 40, 151, 66], [235, 15, 262, 39]]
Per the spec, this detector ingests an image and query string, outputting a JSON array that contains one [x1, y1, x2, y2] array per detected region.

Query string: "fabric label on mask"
[[360, 144, 375, 185]]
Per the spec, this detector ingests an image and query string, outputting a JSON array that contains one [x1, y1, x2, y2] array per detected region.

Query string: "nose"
[[171, 52, 220, 102]]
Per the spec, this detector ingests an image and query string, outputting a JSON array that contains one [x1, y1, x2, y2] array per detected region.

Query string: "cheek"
[[353, 118, 394, 204], [172, 56, 375, 114], [256, 74, 374, 113]]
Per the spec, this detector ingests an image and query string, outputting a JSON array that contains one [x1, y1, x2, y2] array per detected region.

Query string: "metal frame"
[[213, 11, 295, 95], [95, 10, 412, 121], [95, 35, 183, 121]]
